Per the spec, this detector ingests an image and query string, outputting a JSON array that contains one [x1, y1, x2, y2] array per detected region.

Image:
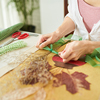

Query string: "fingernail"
[[62, 50, 65, 53], [39, 45, 43, 49], [59, 52, 61, 55]]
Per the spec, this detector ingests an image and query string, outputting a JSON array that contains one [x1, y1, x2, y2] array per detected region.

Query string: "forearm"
[[36, 17, 75, 49], [54, 17, 75, 39]]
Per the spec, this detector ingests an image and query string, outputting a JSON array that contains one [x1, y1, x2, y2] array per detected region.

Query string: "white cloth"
[[66, 0, 100, 41]]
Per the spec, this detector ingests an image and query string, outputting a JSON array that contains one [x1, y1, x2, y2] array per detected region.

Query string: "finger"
[[36, 36, 46, 48], [58, 50, 66, 55], [63, 53, 80, 63], [59, 43, 73, 59], [59, 48, 72, 59], [36, 39, 42, 48], [63, 54, 74, 63], [39, 38, 51, 49], [36, 42, 40, 48], [58, 52, 61, 55]]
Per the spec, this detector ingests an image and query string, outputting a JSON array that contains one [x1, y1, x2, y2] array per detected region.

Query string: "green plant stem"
[[31, 0, 33, 24], [23, 0, 28, 24]]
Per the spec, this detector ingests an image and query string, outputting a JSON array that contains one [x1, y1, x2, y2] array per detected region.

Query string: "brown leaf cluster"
[[53, 71, 90, 94]]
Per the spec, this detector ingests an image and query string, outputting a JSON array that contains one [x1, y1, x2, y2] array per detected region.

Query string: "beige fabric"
[[0, 32, 41, 77]]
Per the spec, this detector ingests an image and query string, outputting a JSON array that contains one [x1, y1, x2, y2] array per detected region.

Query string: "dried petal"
[[0, 87, 40, 100], [34, 88, 46, 100]]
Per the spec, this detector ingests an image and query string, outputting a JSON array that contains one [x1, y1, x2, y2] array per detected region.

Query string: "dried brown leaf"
[[53, 71, 90, 94]]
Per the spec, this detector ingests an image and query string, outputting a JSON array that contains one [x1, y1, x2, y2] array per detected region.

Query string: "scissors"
[[0, 32, 29, 48]]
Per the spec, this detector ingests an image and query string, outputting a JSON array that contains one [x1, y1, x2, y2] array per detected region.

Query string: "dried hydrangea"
[[19, 54, 52, 86]]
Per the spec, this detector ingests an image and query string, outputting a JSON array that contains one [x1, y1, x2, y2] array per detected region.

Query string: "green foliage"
[[8, 0, 39, 25]]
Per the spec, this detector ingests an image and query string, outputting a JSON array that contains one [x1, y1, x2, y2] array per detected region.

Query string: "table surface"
[[0, 36, 100, 100]]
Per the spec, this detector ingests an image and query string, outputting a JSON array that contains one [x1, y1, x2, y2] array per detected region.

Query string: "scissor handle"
[[12, 32, 21, 38], [17, 33, 29, 39]]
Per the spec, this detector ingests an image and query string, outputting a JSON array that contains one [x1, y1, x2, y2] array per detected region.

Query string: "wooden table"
[[0, 39, 100, 100]]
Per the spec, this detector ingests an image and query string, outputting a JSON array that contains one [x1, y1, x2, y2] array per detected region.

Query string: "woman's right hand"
[[36, 32, 60, 49]]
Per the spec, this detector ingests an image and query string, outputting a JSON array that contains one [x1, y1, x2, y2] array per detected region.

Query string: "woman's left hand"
[[59, 40, 93, 63]]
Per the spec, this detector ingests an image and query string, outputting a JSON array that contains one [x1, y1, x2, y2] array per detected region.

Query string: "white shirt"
[[66, 0, 100, 41]]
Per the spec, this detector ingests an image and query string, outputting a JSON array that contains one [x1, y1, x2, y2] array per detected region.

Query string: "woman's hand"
[[59, 40, 94, 63], [36, 17, 76, 49], [36, 32, 61, 49]]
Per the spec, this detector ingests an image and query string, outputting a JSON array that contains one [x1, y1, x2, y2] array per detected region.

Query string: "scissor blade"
[[0, 38, 14, 48], [28, 33, 39, 36], [21, 32, 39, 37]]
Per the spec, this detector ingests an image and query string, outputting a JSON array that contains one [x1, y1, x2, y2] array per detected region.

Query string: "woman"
[[36, 0, 100, 63]]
